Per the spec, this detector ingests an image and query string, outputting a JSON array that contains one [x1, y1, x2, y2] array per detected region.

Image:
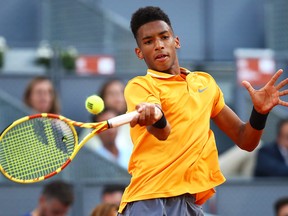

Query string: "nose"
[[155, 39, 164, 50]]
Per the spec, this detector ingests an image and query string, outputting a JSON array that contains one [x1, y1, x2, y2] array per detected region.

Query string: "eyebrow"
[[142, 30, 169, 41]]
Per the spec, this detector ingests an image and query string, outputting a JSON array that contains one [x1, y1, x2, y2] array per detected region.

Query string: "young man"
[[23, 180, 74, 216], [118, 6, 288, 215]]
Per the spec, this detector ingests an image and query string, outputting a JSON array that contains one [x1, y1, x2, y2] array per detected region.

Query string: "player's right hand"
[[130, 103, 162, 127]]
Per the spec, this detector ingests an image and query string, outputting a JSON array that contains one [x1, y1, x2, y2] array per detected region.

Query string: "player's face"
[[135, 20, 181, 74], [30, 80, 54, 113], [40, 197, 70, 216], [278, 123, 288, 149]]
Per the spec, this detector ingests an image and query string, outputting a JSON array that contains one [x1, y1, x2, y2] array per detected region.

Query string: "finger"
[[130, 114, 139, 127], [145, 106, 151, 122], [278, 100, 288, 107], [150, 105, 156, 119], [242, 80, 255, 95], [276, 77, 288, 90], [267, 69, 283, 86], [136, 104, 144, 112], [138, 109, 146, 126], [279, 89, 288, 97]]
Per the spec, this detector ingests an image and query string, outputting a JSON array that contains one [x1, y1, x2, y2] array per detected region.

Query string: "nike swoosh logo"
[[198, 87, 208, 93]]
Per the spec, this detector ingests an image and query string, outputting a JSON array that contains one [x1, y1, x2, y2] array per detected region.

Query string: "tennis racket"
[[0, 109, 160, 184]]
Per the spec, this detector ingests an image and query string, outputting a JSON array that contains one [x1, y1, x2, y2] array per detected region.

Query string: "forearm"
[[237, 107, 268, 151], [147, 121, 171, 140], [235, 122, 263, 151], [147, 108, 171, 140], [213, 105, 266, 152]]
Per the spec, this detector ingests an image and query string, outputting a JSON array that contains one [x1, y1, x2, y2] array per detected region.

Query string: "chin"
[[152, 65, 171, 72]]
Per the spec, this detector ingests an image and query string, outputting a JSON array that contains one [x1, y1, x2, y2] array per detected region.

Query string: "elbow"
[[238, 143, 257, 152], [243, 147, 256, 152], [157, 131, 170, 141]]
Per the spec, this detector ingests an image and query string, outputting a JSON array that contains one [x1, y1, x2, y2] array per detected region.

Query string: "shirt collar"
[[147, 67, 191, 79]]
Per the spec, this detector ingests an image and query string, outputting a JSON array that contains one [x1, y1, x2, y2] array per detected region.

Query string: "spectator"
[[79, 79, 133, 169], [23, 76, 60, 114], [274, 197, 288, 216], [90, 203, 118, 216], [99, 79, 127, 115], [254, 118, 288, 177], [23, 180, 74, 216], [98, 79, 132, 153], [219, 141, 262, 178], [85, 109, 131, 169], [101, 184, 126, 206]]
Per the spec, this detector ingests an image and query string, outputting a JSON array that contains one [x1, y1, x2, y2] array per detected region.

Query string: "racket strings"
[[0, 118, 75, 180]]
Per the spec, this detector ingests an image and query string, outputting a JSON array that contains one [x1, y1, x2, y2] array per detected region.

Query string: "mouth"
[[155, 53, 169, 61]]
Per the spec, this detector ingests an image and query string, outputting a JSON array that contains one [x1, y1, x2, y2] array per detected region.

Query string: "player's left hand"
[[242, 69, 288, 114]]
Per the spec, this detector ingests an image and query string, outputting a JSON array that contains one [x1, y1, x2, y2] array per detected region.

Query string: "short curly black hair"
[[130, 6, 173, 39]]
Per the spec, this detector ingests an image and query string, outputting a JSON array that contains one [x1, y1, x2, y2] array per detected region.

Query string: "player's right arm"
[[130, 102, 171, 140]]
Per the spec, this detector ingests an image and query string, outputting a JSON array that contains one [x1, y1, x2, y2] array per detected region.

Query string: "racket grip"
[[107, 107, 162, 128]]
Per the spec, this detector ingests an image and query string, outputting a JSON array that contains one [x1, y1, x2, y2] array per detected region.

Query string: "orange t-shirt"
[[119, 68, 226, 213]]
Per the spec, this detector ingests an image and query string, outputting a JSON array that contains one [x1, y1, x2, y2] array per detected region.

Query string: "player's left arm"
[[213, 69, 288, 152]]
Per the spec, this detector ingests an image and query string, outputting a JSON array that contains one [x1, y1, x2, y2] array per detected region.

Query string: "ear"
[[174, 36, 181, 49], [135, 47, 144, 60]]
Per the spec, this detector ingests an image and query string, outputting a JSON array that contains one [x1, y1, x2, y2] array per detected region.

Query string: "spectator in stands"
[[274, 197, 288, 216], [89, 184, 125, 216], [254, 118, 288, 177], [219, 141, 262, 178], [90, 203, 118, 216], [23, 180, 74, 216], [85, 109, 131, 169], [99, 79, 126, 115], [101, 184, 126, 206], [79, 79, 133, 169], [23, 76, 60, 114]]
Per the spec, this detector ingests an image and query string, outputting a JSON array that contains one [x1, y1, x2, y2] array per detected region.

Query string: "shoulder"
[[125, 74, 157, 92], [127, 74, 154, 85]]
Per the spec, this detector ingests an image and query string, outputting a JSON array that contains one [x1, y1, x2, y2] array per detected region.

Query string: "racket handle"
[[107, 107, 162, 128]]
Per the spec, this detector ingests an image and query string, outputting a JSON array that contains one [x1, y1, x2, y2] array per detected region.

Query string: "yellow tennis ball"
[[85, 95, 105, 114]]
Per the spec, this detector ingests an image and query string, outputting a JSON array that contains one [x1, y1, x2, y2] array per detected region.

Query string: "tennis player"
[[118, 6, 288, 216]]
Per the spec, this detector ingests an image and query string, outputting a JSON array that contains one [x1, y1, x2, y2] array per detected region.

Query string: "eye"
[[162, 35, 169, 40], [144, 40, 152, 45]]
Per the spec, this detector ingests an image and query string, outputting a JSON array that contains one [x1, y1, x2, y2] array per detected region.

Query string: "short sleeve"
[[211, 81, 225, 118], [124, 77, 161, 113]]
